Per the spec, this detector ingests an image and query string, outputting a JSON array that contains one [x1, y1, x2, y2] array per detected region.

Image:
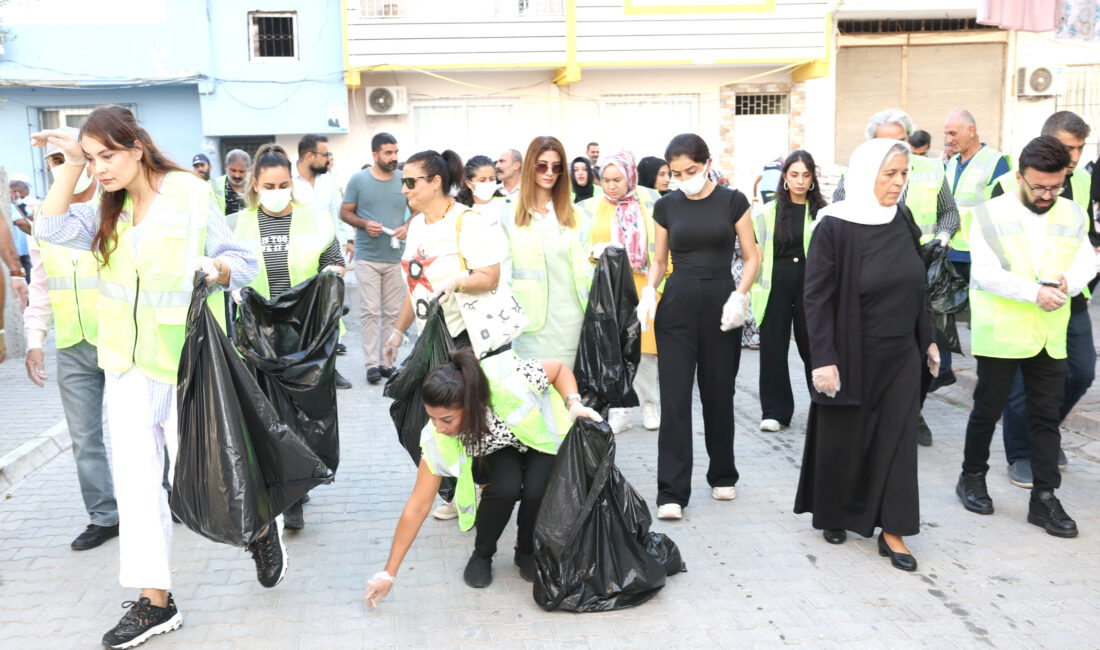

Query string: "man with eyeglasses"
[[955, 135, 1096, 539], [986, 111, 1100, 490], [340, 132, 409, 384]]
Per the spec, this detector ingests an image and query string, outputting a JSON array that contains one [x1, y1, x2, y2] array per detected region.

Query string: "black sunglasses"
[[402, 175, 430, 190]]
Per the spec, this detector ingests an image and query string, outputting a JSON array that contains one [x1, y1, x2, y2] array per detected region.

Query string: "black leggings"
[[472, 446, 556, 557]]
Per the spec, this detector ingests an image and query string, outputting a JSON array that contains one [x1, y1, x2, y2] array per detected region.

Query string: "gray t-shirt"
[[344, 168, 408, 263]]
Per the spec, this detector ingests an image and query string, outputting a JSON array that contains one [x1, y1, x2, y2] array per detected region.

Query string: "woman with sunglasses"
[[502, 136, 592, 367]]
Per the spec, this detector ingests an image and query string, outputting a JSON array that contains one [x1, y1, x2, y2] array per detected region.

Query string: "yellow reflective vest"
[[751, 201, 813, 326], [947, 145, 1009, 252], [231, 203, 335, 299], [906, 155, 947, 244], [32, 238, 100, 349]]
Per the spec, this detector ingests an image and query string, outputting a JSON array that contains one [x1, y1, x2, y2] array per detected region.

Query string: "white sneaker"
[[712, 486, 737, 501], [656, 503, 682, 520], [642, 403, 660, 430], [759, 419, 782, 432], [432, 500, 458, 520], [608, 409, 632, 434]]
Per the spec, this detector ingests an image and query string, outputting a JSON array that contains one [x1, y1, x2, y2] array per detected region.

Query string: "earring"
[[783, 181, 789, 190], [809, 182, 815, 190]]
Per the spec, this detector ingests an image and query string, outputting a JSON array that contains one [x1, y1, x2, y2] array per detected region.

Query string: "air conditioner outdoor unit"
[[1018, 65, 1065, 97], [365, 86, 409, 116]]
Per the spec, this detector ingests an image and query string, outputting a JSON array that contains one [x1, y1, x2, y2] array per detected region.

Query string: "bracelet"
[[371, 570, 394, 583], [564, 393, 581, 405]]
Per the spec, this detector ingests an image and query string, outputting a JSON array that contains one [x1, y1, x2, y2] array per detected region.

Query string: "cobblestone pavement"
[[1, 287, 1098, 648]]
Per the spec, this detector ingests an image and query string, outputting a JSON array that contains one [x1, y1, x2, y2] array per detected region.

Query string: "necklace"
[[439, 199, 454, 221]]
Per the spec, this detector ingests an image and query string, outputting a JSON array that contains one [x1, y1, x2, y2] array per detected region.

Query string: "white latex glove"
[[719, 291, 748, 332], [812, 365, 841, 398], [568, 401, 603, 423], [637, 286, 657, 332], [927, 342, 940, 377], [230, 288, 243, 305], [364, 571, 394, 608], [10, 276, 28, 307], [193, 256, 220, 284], [382, 330, 407, 367], [321, 265, 345, 277], [935, 233, 951, 248]]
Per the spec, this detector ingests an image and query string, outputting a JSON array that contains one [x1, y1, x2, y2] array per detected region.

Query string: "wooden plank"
[[575, 17, 822, 36], [577, 33, 826, 53]]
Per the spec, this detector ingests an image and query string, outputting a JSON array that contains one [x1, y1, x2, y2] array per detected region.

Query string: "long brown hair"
[[514, 136, 574, 229], [79, 105, 185, 266], [421, 348, 492, 455]]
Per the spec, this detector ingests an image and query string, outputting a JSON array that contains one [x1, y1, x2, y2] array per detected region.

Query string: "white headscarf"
[[819, 138, 910, 225]]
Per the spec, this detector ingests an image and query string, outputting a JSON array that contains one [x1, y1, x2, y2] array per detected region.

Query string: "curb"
[[0, 420, 70, 493]]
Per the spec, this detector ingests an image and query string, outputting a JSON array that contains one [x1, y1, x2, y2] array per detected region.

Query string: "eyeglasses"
[[1019, 176, 1065, 198], [402, 175, 429, 190], [535, 162, 563, 175]]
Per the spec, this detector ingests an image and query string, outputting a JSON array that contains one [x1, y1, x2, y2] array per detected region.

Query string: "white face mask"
[[678, 162, 710, 196], [259, 188, 292, 213], [73, 168, 94, 194], [471, 182, 498, 202]]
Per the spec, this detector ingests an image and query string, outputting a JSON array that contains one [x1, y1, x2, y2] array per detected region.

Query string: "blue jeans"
[[1001, 309, 1096, 463], [56, 340, 118, 526]]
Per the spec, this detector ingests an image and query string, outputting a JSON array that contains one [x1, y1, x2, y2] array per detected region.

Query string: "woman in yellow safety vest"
[[229, 143, 347, 532], [752, 150, 826, 434], [503, 136, 592, 367], [580, 149, 670, 434], [570, 156, 602, 203], [32, 104, 258, 649], [363, 347, 602, 605]]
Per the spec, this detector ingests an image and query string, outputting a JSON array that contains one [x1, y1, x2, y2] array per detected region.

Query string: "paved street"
[[1, 285, 1099, 649]]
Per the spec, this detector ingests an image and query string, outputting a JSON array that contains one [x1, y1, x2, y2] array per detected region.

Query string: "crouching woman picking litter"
[[365, 347, 602, 605]]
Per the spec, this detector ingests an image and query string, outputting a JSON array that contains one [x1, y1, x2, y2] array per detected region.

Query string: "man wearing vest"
[[955, 136, 1096, 538], [988, 111, 1100, 489], [24, 129, 118, 551], [832, 109, 961, 446], [210, 149, 250, 220], [936, 109, 1012, 391]]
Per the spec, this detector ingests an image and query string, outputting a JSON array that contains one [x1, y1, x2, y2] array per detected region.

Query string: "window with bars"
[[410, 96, 520, 158], [838, 18, 996, 34], [1059, 64, 1100, 145], [598, 94, 699, 158], [734, 94, 789, 116], [250, 12, 297, 59]]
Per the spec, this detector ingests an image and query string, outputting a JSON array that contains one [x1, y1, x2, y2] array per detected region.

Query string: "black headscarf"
[[637, 156, 667, 195], [571, 156, 596, 203]]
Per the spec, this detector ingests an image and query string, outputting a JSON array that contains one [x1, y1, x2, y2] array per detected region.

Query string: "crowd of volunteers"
[[5, 100, 1096, 647]]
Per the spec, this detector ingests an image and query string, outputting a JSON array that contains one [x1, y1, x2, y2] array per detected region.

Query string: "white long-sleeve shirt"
[[970, 194, 1097, 304]]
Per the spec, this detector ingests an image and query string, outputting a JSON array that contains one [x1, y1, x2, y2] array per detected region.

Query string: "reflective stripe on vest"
[[751, 200, 812, 327], [969, 194, 1085, 359], [211, 176, 227, 213], [233, 203, 335, 299], [36, 238, 101, 348], [504, 212, 591, 332], [948, 146, 1006, 252]]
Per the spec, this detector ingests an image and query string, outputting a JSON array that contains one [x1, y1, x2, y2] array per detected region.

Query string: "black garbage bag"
[[573, 247, 641, 412], [173, 274, 334, 547], [921, 242, 967, 354], [382, 300, 456, 501], [234, 272, 344, 472], [533, 417, 686, 612]]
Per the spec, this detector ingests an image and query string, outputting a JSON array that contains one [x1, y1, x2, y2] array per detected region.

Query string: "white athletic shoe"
[[711, 486, 737, 501], [432, 500, 458, 520], [759, 419, 782, 432], [656, 503, 683, 520], [642, 403, 660, 430], [608, 409, 632, 434]]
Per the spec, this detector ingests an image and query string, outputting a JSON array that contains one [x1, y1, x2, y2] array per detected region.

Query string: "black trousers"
[[472, 446, 555, 557], [962, 351, 1067, 490], [654, 268, 740, 507], [758, 259, 811, 424]]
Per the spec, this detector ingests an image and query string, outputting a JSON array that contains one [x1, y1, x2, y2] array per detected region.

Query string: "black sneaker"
[[366, 366, 382, 385], [334, 371, 352, 390], [1028, 489, 1078, 538], [463, 552, 493, 588], [283, 499, 304, 530], [514, 548, 536, 582], [956, 471, 994, 515], [71, 523, 119, 551], [102, 595, 182, 649], [335, 342, 347, 355], [917, 415, 932, 447], [246, 517, 288, 588]]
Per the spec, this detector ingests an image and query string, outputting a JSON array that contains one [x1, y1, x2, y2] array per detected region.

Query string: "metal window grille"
[[250, 12, 296, 58], [838, 18, 996, 34], [360, 0, 562, 19], [410, 96, 520, 157], [734, 94, 789, 116], [1059, 64, 1100, 145]]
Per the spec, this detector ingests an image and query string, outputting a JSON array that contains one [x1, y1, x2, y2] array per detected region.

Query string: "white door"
[[733, 113, 789, 201]]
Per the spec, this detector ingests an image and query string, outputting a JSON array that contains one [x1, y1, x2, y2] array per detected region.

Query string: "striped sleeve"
[[934, 179, 960, 239]]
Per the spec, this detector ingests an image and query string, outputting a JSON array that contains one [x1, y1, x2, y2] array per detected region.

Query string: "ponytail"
[[245, 144, 294, 210], [422, 347, 491, 454], [406, 149, 465, 199]]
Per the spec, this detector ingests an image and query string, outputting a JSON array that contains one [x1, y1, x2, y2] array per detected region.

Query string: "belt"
[[671, 265, 732, 279]]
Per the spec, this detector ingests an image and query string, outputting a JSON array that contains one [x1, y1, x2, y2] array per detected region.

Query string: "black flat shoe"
[[463, 553, 493, 588], [823, 529, 846, 545], [917, 415, 932, 447], [877, 533, 917, 572]]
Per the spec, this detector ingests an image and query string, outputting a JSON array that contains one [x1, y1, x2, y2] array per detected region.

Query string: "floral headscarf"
[[600, 150, 648, 273]]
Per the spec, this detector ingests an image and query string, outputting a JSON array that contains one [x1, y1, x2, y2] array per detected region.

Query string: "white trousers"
[[105, 369, 178, 590]]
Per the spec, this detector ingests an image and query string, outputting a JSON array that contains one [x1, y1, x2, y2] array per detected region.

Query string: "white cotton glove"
[[719, 291, 748, 331], [812, 365, 841, 398], [230, 288, 243, 305], [382, 330, 408, 367], [637, 286, 657, 332], [364, 570, 394, 608], [433, 276, 458, 301], [568, 400, 603, 423], [927, 343, 941, 377], [193, 256, 220, 284]]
